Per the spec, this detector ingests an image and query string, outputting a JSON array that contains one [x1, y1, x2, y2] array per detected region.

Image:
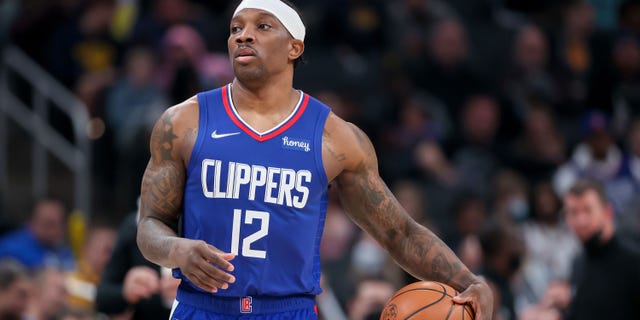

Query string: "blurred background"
[[0, 0, 639, 319]]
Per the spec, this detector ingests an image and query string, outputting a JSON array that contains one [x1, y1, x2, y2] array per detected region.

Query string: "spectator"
[[518, 180, 580, 311], [0, 259, 31, 320], [408, 18, 480, 116], [448, 94, 504, 197], [0, 197, 75, 271], [157, 24, 233, 104], [563, 178, 640, 319], [492, 169, 530, 224], [378, 93, 451, 181], [588, 30, 640, 131], [96, 212, 178, 319], [443, 193, 487, 273], [553, 110, 624, 195], [386, 0, 458, 60], [104, 45, 168, 212], [551, 0, 597, 120], [321, 0, 388, 52], [510, 103, 567, 181], [478, 221, 524, 320], [502, 24, 556, 120], [25, 268, 69, 320], [66, 223, 116, 311], [347, 278, 395, 320], [47, 0, 119, 89], [610, 119, 640, 244]]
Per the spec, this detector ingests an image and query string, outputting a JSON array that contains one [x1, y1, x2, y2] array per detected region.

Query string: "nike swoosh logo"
[[211, 130, 241, 139]]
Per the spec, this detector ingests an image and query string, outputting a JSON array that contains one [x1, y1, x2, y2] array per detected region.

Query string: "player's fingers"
[[207, 245, 236, 266], [186, 269, 220, 293], [201, 249, 236, 274], [200, 258, 236, 283], [453, 291, 481, 319], [189, 270, 229, 292], [454, 290, 491, 320], [185, 242, 235, 286], [452, 291, 472, 304]]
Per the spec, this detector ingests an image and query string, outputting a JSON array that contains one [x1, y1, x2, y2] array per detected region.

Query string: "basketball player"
[[137, 1, 493, 319]]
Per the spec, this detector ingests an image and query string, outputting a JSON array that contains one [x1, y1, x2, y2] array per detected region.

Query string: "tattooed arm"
[[137, 97, 235, 292], [322, 113, 493, 320]]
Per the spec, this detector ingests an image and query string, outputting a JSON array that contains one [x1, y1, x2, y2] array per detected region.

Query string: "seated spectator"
[[518, 180, 580, 311], [510, 103, 567, 181], [66, 223, 116, 311], [443, 193, 487, 273], [347, 278, 396, 320], [0, 197, 75, 271], [0, 259, 31, 320], [608, 118, 640, 242], [96, 211, 179, 319], [25, 268, 69, 320], [553, 110, 623, 196], [157, 24, 233, 104], [478, 221, 524, 320], [502, 24, 556, 120], [104, 45, 168, 212]]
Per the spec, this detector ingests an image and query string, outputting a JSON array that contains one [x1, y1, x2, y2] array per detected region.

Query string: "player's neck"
[[231, 77, 297, 114]]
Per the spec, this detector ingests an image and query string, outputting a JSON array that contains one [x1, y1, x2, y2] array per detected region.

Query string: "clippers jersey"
[[177, 84, 330, 299]]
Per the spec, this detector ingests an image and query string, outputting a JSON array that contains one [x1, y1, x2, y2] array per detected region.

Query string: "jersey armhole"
[[313, 105, 330, 188], [186, 93, 210, 175]]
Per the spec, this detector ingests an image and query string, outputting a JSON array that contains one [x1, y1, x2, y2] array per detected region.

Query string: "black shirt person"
[[563, 178, 640, 319]]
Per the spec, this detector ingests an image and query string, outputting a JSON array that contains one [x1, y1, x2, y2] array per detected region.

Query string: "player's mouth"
[[235, 47, 257, 63]]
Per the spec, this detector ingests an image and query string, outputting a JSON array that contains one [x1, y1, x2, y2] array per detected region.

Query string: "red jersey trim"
[[221, 85, 309, 142]]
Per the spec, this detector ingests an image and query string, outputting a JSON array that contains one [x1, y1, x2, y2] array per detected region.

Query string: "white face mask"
[[509, 197, 529, 222], [351, 239, 386, 276]]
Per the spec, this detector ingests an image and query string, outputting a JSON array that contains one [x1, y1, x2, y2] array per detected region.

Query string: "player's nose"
[[235, 28, 255, 44]]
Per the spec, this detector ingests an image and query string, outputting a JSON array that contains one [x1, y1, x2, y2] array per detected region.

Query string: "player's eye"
[[258, 23, 272, 30], [230, 25, 242, 34]]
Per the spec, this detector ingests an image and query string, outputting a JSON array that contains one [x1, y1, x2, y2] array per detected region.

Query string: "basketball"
[[380, 281, 474, 320]]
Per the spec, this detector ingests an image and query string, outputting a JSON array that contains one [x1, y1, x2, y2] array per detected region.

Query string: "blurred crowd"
[[2, 0, 640, 319]]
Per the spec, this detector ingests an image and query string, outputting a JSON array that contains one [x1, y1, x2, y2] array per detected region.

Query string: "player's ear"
[[289, 39, 304, 61]]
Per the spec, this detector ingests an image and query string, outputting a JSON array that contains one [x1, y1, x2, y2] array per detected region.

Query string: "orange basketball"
[[380, 281, 474, 320]]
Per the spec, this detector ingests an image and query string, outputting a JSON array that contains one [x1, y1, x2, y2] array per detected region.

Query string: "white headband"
[[233, 0, 306, 42]]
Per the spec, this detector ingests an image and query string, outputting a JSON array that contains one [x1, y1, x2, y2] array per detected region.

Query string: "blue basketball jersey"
[[177, 84, 330, 301]]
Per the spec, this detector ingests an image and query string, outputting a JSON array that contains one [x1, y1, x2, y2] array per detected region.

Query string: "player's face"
[[228, 9, 301, 82], [563, 190, 609, 242]]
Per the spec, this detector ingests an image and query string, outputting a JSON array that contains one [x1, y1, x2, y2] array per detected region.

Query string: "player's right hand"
[[170, 238, 236, 292]]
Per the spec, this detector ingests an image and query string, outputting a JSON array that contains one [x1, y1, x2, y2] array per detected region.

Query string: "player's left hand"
[[452, 279, 493, 320]]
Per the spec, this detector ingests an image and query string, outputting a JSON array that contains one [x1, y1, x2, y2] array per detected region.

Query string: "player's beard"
[[233, 63, 268, 85]]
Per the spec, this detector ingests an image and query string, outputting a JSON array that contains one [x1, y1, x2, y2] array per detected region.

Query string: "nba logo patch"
[[240, 296, 252, 313]]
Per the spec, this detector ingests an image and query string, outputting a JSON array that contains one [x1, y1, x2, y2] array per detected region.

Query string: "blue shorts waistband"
[[176, 288, 317, 315]]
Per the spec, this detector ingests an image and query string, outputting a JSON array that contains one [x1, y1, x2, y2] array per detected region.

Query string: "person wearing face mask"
[[563, 178, 640, 319]]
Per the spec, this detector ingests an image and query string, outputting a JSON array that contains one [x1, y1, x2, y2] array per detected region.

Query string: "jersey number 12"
[[230, 209, 270, 259]]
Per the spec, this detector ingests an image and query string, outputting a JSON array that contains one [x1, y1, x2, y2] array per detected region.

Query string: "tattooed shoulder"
[[323, 128, 346, 162], [150, 99, 199, 163], [151, 109, 180, 162]]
